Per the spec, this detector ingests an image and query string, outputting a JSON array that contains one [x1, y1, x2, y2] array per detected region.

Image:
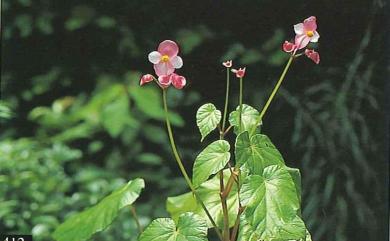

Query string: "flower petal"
[[236, 68, 246, 78], [282, 41, 297, 53], [294, 23, 304, 35], [222, 60, 232, 68], [158, 40, 179, 57], [148, 51, 161, 64], [171, 56, 183, 69], [154, 62, 174, 76], [158, 75, 172, 88], [310, 31, 320, 43], [303, 16, 317, 31], [305, 49, 320, 64], [295, 34, 311, 50], [171, 74, 186, 89], [140, 74, 154, 86]]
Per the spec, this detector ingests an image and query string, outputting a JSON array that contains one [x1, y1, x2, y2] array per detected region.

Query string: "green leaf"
[[130, 86, 184, 126], [53, 178, 145, 241], [286, 167, 302, 205], [303, 230, 313, 241], [229, 104, 261, 135], [138, 212, 208, 241], [192, 140, 231, 187], [196, 103, 221, 141], [101, 94, 131, 137], [235, 131, 284, 174], [167, 170, 238, 228], [240, 165, 305, 240]]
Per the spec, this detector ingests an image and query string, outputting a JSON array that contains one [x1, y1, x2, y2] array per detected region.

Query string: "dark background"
[[1, 0, 388, 241]]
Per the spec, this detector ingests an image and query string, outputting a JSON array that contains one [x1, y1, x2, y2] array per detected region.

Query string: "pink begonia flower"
[[170, 73, 187, 89], [305, 49, 320, 64], [139, 74, 154, 86], [294, 16, 320, 49], [231, 67, 246, 78], [157, 73, 187, 89], [223, 60, 232, 68], [158, 75, 172, 88], [282, 41, 297, 53], [148, 40, 183, 76]]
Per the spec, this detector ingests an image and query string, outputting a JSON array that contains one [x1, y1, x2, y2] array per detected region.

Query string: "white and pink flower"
[[305, 49, 320, 64], [282, 41, 297, 53], [294, 16, 320, 49], [232, 67, 246, 78], [139, 74, 154, 86], [158, 73, 187, 89], [222, 60, 233, 68], [148, 40, 183, 77]]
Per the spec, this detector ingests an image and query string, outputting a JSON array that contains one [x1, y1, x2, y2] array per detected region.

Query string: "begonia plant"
[[54, 16, 320, 241]]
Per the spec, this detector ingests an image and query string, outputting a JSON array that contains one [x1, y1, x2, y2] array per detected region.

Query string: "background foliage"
[[0, 0, 387, 241]]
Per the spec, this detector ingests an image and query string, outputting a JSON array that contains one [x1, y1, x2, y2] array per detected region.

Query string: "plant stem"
[[219, 171, 230, 241], [250, 55, 294, 135], [230, 206, 245, 241], [130, 205, 143, 234], [222, 67, 231, 131], [219, 67, 232, 241], [239, 77, 243, 131], [162, 89, 223, 241]]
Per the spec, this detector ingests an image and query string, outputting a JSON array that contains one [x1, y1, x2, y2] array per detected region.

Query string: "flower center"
[[161, 55, 170, 62], [306, 31, 314, 37]]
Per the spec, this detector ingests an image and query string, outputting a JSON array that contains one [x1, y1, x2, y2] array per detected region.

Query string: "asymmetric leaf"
[[53, 178, 145, 241], [240, 165, 305, 240], [196, 103, 221, 141], [167, 170, 239, 228], [235, 131, 284, 174], [138, 212, 208, 241], [229, 104, 261, 135], [192, 140, 231, 187]]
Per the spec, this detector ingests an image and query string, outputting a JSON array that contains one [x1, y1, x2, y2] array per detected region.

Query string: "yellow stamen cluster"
[[161, 55, 170, 62], [306, 31, 314, 37]]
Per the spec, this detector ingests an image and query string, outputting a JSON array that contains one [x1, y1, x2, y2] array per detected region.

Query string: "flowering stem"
[[162, 89, 223, 241], [219, 67, 232, 241], [221, 67, 231, 132], [239, 77, 243, 131], [251, 55, 294, 135], [130, 205, 143, 234]]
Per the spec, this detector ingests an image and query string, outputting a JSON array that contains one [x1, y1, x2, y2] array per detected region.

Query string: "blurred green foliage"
[[0, 0, 387, 241], [0, 140, 80, 239]]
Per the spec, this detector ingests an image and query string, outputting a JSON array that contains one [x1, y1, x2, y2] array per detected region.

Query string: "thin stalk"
[[239, 77, 243, 130], [219, 171, 230, 241], [250, 55, 294, 135], [222, 67, 231, 131], [162, 89, 223, 241], [230, 207, 245, 241], [130, 205, 143, 234], [220, 67, 232, 241]]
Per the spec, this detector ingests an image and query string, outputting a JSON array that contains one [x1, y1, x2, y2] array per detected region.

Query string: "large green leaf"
[[286, 167, 302, 205], [53, 178, 145, 241], [238, 219, 311, 241], [167, 170, 238, 228], [235, 131, 284, 174], [138, 212, 208, 241], [192, 140, 231, 187], [196, 103, 221, 141], [229, 104, 261, 135], [240, 165, 305, 240]]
